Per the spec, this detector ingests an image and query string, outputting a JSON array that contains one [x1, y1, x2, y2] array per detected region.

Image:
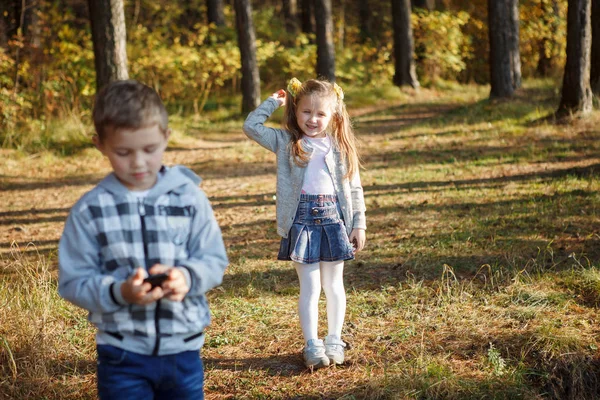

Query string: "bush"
[[519, 0, 567, 77], [412, 10, 472, 84], [129, 25, 241, 115]]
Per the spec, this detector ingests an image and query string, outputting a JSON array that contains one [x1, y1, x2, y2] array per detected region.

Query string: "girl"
[[243, 78, 366, 369]]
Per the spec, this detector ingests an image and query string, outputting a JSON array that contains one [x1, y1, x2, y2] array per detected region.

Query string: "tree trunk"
[[234, 0, 261, 113], [87, 0, 129, 91], [591, 0, 600, 95], [20, 0, 36, 37], [12, 0, 24, 92], [488, 0, 514, 98], [508, 0, 522, 89], [0, 14, 7, 49], [207, 0, 225, 26], [283, 0, 298, 34], [337, 0, 345, 49], [29, 3, 41, 48], [412, 0, 435, 10], [0, 0, 14, 48], [4, 0, 19, 40], [359, 0, 371, 42], [314, 0, 336, 81], [391, 0, 419, 88], [13, 0, 40, 92], [300, 0, 314, 35], [557, 0, 592, 116], [177, 2, 203, 45], [179, 3, 202, 30]]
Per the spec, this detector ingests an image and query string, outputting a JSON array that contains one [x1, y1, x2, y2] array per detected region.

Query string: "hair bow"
[[333, 83, 344, 100], [287, 78, 302, 98]]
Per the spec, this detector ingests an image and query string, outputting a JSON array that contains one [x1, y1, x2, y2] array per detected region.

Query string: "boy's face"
[[94, 124, 170, 191]]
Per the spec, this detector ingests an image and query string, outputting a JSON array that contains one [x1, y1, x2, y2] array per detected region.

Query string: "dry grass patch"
[[2, 81, 600, 399]]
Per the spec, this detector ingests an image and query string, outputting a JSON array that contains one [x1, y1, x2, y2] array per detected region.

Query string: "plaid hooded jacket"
[[58, 165, 228, 356]]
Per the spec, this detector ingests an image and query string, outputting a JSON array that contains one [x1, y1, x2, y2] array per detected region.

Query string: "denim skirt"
[[278, 194, 355, 264]]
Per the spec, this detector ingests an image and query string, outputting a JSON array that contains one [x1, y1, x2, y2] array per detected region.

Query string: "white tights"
[[294, 260, 346, 343]]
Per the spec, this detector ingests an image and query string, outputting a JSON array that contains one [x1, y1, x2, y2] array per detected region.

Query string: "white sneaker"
[[303, 339, 330, 369], [324, 335, 346, 365]]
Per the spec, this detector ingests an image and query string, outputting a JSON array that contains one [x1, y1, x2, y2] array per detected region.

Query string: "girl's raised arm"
[[242, 93, 287, 153]]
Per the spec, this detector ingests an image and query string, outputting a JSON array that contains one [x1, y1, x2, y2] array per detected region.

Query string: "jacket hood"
[[97, 165, 202, 198]]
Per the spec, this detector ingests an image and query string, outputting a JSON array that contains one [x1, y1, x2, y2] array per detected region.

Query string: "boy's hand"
[[349, 228, 366, 253], [269, 89, 286, 107], [121, 268, 165, 305], [148, 264, 190, 302]]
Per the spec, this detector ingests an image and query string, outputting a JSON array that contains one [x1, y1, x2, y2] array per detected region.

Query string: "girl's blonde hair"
[[283, 79, 361, 179]]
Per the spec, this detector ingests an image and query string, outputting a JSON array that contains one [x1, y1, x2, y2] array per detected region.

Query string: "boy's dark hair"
[[93, 80, 168, 141]]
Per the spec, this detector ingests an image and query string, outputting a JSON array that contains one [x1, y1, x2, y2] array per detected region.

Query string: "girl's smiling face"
[[295, 94, 334, 138]]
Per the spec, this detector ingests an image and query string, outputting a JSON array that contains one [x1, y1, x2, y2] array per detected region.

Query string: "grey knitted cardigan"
[[243, 97, 366, 238]]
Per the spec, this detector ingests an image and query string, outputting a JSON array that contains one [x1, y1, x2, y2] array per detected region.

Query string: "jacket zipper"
[[138, 199, 162, 356]]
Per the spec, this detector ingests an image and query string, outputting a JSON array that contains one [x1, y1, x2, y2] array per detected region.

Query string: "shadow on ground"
[[204, 354, 305, 377]]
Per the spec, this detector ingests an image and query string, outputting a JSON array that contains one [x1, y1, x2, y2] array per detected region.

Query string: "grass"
[[2, 80, 600, 399]]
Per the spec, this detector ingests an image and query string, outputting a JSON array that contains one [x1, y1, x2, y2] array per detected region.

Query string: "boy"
[[58, 80, 228, 399]]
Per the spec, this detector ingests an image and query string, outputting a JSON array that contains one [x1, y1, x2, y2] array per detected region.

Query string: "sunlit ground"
[[2, 81, 600, 399]]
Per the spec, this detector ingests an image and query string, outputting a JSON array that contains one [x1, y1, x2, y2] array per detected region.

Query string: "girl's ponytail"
[[330, 95, 361, 180], [283, 78, 310, 166]]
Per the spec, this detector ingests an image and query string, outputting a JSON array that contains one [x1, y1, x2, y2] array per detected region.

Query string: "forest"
[[2, 0, 600, 399], [2, 0, 599, 151]]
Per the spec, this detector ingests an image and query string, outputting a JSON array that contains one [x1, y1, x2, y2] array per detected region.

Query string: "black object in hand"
[[143, 273, 169, 288]]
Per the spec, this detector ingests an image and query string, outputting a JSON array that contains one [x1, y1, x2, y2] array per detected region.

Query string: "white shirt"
[[128, 168, 164, 199], [302, 135, 335, 195], [130, 189, 150, 199]]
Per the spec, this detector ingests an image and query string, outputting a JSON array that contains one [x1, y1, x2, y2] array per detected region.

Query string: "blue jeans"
[[97, 345, 204, 400]]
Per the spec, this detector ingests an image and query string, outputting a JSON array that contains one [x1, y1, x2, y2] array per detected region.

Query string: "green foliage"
[[520, 0, 568, 77], [252, 7, 319, 87], [129, 25, 241, 115], [336, 40, 395, 85], [560, 266, 600, 307], [446, 0, 489, 83], [259, 35, 317, 87], [0, 49, 32, 147], [412, 10, 472, 84], [0, 4, 95, 149], [44, 23, 95, 115], [252, 6, 287, 43], [487, 343, 507, 376], [0, 0, 573, 152]]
